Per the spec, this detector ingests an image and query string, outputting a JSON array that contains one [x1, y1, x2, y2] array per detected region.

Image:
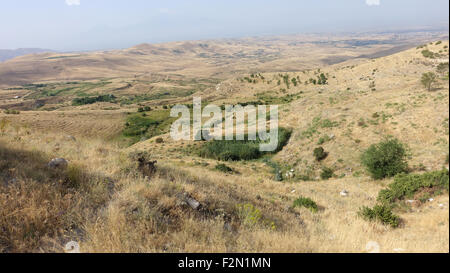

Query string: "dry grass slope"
[[0, 37, 448, 253]]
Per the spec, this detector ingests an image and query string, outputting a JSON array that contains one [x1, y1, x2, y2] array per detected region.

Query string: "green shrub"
[[359, 205, 400, 228], [155, 137, 164, 144], [421, 72, 437, 91], [313, 147, 328, 161], [198, 128, 292, 161], [361, 138, 408, 179], [320, 167, 334, 180], [215, 163, 234, 173], [199, 140, 261, 161], [377, 170, 449, 205], [421, 49, 436, 58], [317, 135, 331, 145], [293, 197, 318, 213]]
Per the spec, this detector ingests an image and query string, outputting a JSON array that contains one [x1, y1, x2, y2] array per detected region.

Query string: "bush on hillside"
[[377, 169, 449, 205], [320, 167, 334, 180], [215, 163, 234, 174], [313, 147, 328, 161], [198, 128, 292, 161], [293, 197, 318, 213], [359, 205, 400, 228], [361, 138, 408, 180]]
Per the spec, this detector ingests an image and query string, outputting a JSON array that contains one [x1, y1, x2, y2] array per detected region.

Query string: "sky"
[[0, 0, 448, 51]]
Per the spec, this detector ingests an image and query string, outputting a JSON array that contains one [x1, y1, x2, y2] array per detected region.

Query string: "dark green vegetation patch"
[[198, 127, 292, 161]]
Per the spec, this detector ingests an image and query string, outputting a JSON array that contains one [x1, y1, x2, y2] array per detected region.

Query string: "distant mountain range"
[[0, 48, 54, 62]]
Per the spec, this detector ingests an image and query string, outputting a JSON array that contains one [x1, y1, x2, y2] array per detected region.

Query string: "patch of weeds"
[[293, 197, 318, 213], [359, 205, 400, 228], [215, 163, 235, 174], [236, 204, 275, 230], [317, 135, 331, 145], [122, 110, 176, 145], [3, 109, 20, 115], [320, 167, 334, 180]]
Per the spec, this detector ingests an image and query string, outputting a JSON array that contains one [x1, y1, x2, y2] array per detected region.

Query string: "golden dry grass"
[[0, 38, 448, 253], [0, 122, 448, 253]]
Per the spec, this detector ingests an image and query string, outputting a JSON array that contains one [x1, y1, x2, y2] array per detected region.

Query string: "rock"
[[406, 200, 416, 204], [186, 197, 200, 210], [291, 189, 296, 194], [176, 192, 201, 210], [64, 241, 80, 253], [48, 158, 68, 170], [340, 190, 349, 197], [428, 198, 434, 202], [439, 204, 445, 208], [329, 134, 335, 140]]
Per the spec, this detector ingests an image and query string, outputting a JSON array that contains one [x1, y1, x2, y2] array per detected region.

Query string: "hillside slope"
[[0, 40, 448, 253]]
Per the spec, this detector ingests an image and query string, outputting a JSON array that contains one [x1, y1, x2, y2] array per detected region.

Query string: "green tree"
[[436, 62, 449, 76], [421, 72, 437, 91], [361, 138, 408, 180]]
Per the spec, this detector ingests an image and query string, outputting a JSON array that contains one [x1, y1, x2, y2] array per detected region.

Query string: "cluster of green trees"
[[72, 94, 117, 106], [308, 73, 328, 85]]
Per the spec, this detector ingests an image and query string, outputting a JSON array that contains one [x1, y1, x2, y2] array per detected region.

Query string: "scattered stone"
[[406, 200, 416, 204], [64, 241, 80, 253], [48, 158, 68, 170], [186, 197, 200, 210], [177, 192, 201, 210], [291, 189, 296, 194], [329, 134, 335, 140], [340, 190, 349, 197], [439, 204, 445, 208], [428, 198, 434, 202]]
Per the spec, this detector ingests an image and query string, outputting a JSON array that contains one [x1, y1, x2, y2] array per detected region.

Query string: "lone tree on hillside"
[[421, 72, 437, 91], [436, 62, 449, 76]]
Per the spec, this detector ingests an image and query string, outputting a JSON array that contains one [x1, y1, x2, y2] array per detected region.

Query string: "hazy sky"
[[1, 0, 448, 51]]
